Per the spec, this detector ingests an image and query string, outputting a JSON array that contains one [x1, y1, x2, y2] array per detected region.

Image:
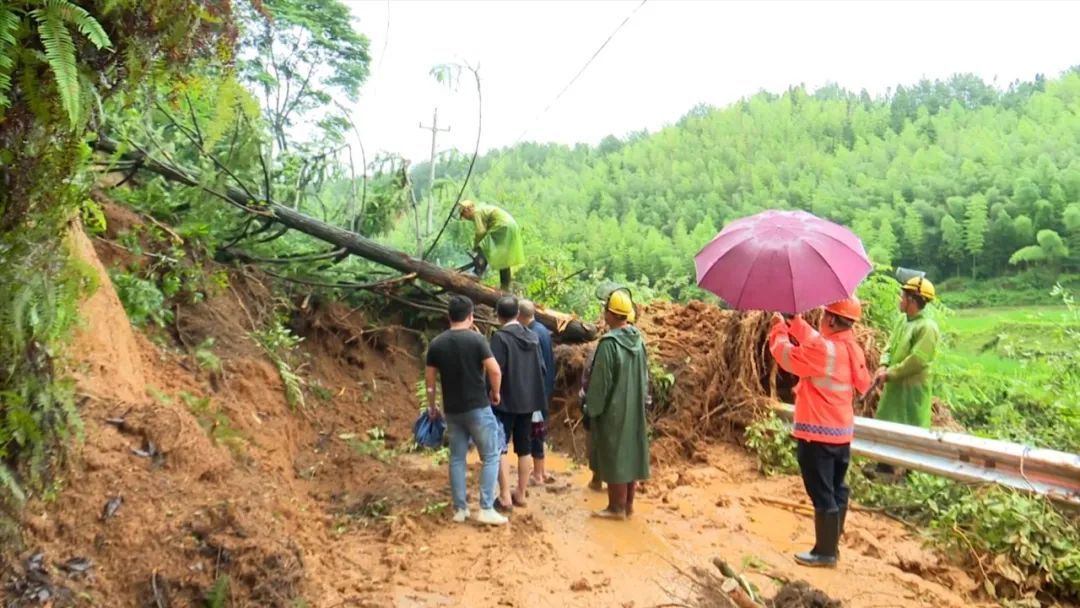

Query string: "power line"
[[377, 0, 390, 73], [508, 0, 648, 147], [474, 0, 648, 187]]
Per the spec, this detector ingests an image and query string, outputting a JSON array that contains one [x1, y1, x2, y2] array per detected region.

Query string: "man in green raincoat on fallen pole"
[[872, 274, 940, 475], [458, 200, 525, 291]]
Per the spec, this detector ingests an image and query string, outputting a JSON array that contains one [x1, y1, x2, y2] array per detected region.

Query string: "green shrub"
[[252, 314, 306, 409], [744, 411, 797, 476], [1, 246, 95, 508], [850, 467, 1080, 602], [109, 268, 172, 327], [194, 337, 222, 375], [855, 268, 903, 336]]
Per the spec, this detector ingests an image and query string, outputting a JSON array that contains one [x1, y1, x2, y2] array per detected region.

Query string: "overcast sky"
[[341, 0, 1079, 163]]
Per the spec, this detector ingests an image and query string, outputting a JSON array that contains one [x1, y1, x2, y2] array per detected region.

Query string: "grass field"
[[941, 306, 1077, 378], [933, 303, 1079, 452]]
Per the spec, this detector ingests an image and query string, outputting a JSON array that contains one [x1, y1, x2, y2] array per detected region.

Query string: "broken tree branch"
[[92, 136, 596, 342], [220, 247, 347, 265]]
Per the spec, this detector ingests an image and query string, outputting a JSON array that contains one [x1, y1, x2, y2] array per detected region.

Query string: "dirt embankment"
[[6, 218, 439, 606]]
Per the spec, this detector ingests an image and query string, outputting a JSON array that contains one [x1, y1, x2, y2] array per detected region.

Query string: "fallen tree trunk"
[[92, 137, 597, 342]]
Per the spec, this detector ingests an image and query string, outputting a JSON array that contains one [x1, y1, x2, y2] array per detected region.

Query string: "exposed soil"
[[3, 217, 988, 607]]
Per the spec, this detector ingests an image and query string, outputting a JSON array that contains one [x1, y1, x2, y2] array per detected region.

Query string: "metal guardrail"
[[772, 404, 1080, 507]]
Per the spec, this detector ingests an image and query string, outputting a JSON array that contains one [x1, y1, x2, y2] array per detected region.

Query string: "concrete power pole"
[[419, 107, 450, 236]]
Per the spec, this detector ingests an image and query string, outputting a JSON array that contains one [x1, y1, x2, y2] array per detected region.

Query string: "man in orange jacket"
[[768, 298, 872, 568]]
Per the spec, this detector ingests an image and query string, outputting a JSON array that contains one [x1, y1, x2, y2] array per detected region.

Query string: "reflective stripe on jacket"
[[768, 317, 872, 444]]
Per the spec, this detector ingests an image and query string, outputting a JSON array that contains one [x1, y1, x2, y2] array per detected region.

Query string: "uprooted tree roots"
[[552, 301, 882, 463]]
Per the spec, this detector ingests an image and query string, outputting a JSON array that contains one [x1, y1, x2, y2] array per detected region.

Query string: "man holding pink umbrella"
[[694, 209, 875, 567], [769, 299, 873, 567]]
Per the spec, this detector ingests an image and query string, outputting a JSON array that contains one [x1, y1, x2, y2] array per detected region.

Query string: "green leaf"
[[0, 463, 26, 503], [31, 4, 80, 126], [0, 5, 21, 107], [49, 0, 112, 50]]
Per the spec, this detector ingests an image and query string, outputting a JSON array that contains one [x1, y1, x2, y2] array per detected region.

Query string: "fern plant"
[[0, 240, 94, 505], [0, 0, 112, 126], [0, 6, 18, 107]]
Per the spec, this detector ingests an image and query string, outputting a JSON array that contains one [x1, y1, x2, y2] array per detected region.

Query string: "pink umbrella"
[[694, 210, 871, 314]]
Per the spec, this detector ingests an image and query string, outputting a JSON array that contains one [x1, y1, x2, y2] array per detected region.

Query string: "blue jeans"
[[446, 406, 502, 511]]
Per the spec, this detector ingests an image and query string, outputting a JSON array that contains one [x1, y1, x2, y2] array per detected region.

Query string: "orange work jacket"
[[768, 317, 872, 444]]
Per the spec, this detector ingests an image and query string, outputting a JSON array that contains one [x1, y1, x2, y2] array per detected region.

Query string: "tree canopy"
[[408, 70, 1080, 301]]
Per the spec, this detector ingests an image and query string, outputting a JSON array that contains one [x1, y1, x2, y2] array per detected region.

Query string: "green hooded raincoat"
[[470, 203, 525, 271], [585, 325, 651, 484], [876, 311, 940, 427]]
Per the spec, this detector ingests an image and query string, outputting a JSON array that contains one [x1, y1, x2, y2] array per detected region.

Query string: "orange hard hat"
[[824, 297, 862, 322]]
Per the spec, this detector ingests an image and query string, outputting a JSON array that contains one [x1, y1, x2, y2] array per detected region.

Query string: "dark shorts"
[[494, 409, 533, 456], [530, 410, 547, 459]]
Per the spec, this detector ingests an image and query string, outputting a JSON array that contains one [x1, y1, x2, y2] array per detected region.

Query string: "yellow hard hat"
[[902, 276, 936, 301], [607, 289, 635, 320], [458, 200, 475, 217]]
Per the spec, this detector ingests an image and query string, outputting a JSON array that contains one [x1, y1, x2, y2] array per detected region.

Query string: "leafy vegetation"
[[345, 427, 397, 463], [0, 0, 112, 126], [194, 337, 223, 376], [109, 268, 172, 327], [941, 271, 1080, 309], [181, 392, 246, 460], [237, 0, 370, 158], [849, 468, 1080, 602], [1, 0, 239, 516], [744, 412, 798, 477], [420, 500, 449, 516], [252, 314, 306, 410], [938, 290, 1080, 453], [206, 573, 231, 608], [648, 357, 676, 415]]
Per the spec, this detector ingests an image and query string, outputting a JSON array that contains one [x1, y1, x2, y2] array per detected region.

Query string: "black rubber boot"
[[795, 510, 839, 568], [836, 505, 847, 558]]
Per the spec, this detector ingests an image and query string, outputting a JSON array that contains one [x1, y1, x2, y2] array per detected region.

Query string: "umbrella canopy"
[[694, 210, 871, 314]]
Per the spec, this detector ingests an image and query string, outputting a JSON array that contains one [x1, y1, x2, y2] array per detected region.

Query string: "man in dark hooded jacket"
[[518, 299, 557, 486], [490, 295, 546, 509]]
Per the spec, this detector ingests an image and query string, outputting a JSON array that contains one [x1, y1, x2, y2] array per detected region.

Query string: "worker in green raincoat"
[[585, 289, 650, 520], [875, 275, 940, 429], [458, 200, 525, 291]]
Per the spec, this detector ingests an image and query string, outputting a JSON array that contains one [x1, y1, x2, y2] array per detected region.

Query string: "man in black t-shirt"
[[425, 295, 508, 526]]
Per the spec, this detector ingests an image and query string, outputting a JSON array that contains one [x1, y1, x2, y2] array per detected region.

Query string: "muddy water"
[[387, 444, 981, 608]]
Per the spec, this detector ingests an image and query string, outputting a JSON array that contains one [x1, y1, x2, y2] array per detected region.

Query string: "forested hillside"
[[409, 71, 1080, 303]]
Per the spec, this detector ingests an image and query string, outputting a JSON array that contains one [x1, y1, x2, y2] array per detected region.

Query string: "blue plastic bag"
[[413, 412, 446, 448]]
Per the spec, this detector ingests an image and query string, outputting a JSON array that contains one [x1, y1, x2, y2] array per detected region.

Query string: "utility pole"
[[419, 107, 450, 236]]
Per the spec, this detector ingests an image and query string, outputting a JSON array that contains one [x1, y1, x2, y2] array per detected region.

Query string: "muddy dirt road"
[[342, 447, 983, 608]]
